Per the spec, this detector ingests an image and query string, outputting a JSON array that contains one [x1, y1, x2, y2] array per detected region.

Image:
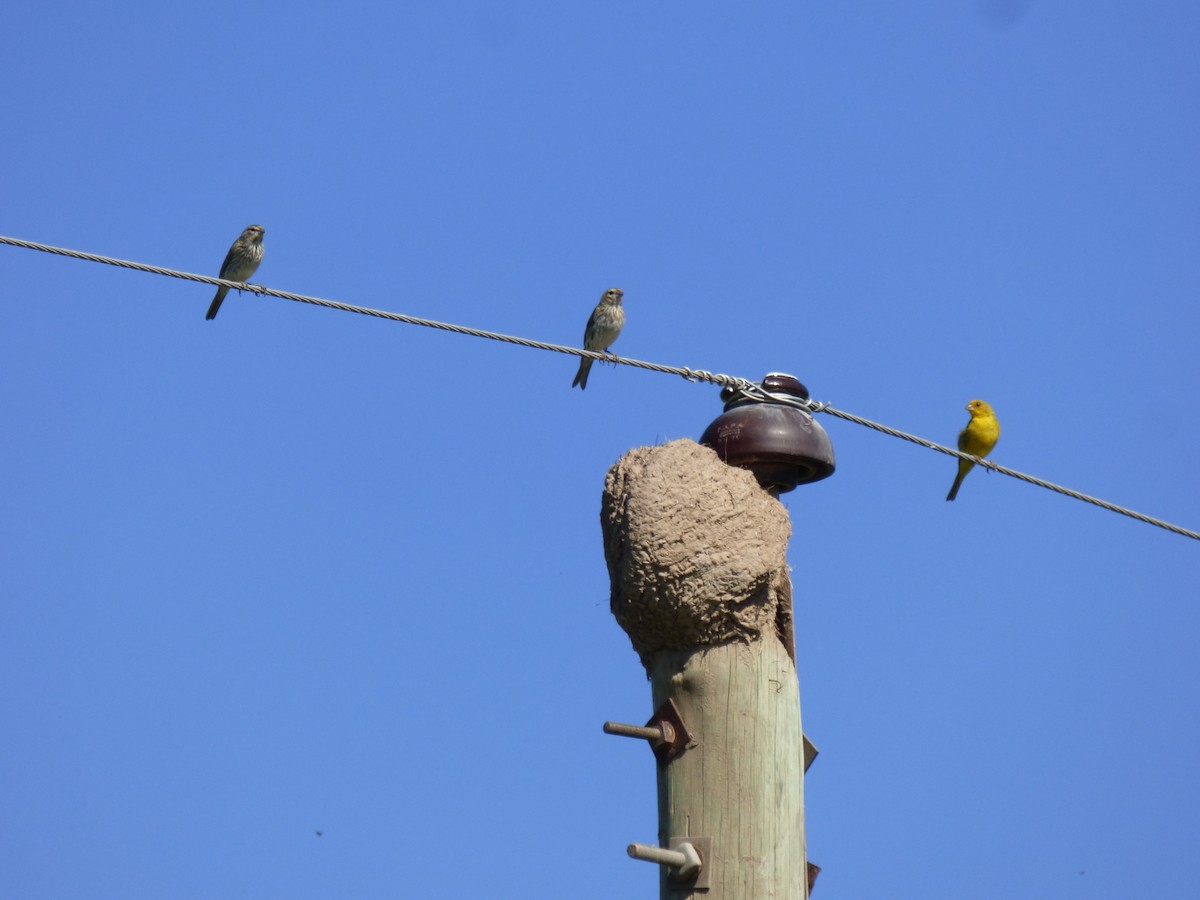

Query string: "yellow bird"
[[946, 399, 1000, 501]]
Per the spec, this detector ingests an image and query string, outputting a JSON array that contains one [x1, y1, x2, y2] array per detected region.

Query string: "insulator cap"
[[699, 373, 835, 494]]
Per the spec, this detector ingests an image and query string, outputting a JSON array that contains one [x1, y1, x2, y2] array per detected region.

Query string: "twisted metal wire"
[[3, 233, 1195, 541], [815, 405, 1199, 540], [0, 234, 750, 389]]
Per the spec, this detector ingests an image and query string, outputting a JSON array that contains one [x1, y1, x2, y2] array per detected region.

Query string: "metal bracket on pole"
[[627, 836, 713, 890], [603, 697, 695, 763], [803, 733, 819, 773]]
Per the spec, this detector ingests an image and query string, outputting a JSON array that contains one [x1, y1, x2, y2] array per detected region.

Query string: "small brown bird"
[[206, 225, 265, 320], [946, 399, 1001, 501], [572, 288, 625, 390]]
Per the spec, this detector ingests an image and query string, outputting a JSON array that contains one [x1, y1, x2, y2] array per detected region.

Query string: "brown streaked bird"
[[206, 225, 265, 320], [572, 288, 625, 390]]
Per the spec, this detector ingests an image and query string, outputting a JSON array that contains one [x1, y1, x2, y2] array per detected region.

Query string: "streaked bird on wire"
[[571, 288, 625, 390], [206, 225, 265, 320], [946, 399, 1001, 501]]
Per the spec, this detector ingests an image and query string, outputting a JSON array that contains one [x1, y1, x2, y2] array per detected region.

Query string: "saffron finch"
[[946, 399, 1000, 501]]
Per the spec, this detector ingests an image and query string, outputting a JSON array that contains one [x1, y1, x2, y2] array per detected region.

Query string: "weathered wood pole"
[[603, 437, 808, 898]]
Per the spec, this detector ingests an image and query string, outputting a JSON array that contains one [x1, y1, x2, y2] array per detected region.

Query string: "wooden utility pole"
[[602, 438, 812, 898]]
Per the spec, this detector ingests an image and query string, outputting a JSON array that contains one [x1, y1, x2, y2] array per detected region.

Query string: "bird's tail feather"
[[206, 286, 230, 321], [572, 358, 593, 390], [945, 461, 974, 501]]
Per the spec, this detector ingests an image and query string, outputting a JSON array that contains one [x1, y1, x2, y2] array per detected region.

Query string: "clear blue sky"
[[3, 3, 1198, 898]]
